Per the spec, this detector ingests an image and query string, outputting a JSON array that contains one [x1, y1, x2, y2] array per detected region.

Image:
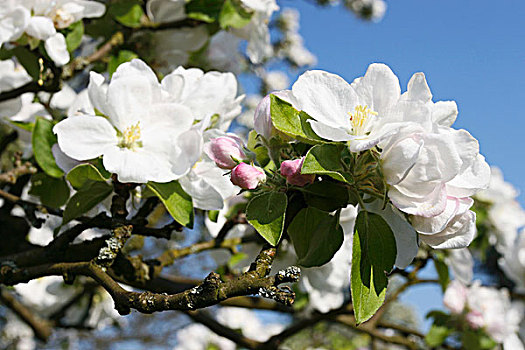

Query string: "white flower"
[[446, 248, 474, 284], [14, 276, 77, 315], [216, 307, 284, 342], [0, 59, 32, 117], [176, 323, 236, 350], [180, 130, 240, 210], [236, 94, 261, 129], [282, 32, 317, 67], [499, 229, 525, 293], [232, 0, 279, 64], [1, 0, 105, 66], [205, 31, 243, 74], [162, 66, 244, 130], [0, 2, 30, 46], [54, 59, 204, 183], [263, 70, 290, 91], [477, 167, 520, 204], [444, 281, 524, 348], [443, 280, 468, 314], [280, 64, 413, 151]]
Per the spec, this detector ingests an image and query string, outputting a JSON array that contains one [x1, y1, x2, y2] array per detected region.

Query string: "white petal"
[[381, 134, 423, 185], [179, 172, 225, 210], [103, 147, 177, 183], [447, 248, 474, 284], [308, 120, 353, 141], [26, 16, 55, 40], [53, 115, 117, 161], [403, 72, 432, 103], [44, 34, 69, 66], [170, 127, 204, 178], [352, 63, 401, 114], [412, 197, 472, 234], [432, 101, 458, 126], [0, 6, 30, 44], [365, 201, 419, 268], [87, 72, 109, 115], [419, 210, 476, 249], [292, 70, 359, 128], [447, 154, 491, 197], [51, 144, 81, 173], [50, 84, 76, 110], [389, 183, 448, 217], [76, 0, 106, 18]]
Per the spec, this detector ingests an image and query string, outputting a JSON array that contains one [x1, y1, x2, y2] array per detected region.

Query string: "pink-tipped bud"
[[230, 163, 266, 189], [205, 136, 246, 169], [466, 310, 484, 329], [280, 157, 315, 187]]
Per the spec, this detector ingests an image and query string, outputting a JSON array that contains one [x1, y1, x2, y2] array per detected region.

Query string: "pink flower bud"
[[230, 163, 266, 189], [466, 310, 484, 329], [205, 136, 246, 169], [280, 157, 315, 187]]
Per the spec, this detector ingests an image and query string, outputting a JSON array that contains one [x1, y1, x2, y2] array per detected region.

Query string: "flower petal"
[[53, 115, 117, 161], [26, 16, 55, 40], [292, 70, 358, 129], [352, 63, 401, 115], [382, 134, 423, 185], [419, 210, 476, 249], [45, 33, 69, 66]]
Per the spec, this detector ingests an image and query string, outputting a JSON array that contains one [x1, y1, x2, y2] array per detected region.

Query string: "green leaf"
[[109, 0, 144, 28], [29, 173, 70, 208], [302, 144, 352, 183], [228, 252, 247, 270], [351, 211, 397, 324], [12, 47, 40, 80], [65, 21, 84, 52], [66, 163, 109, 190], [288, 207, 344, 267], [433, 255, 450, 292], [186, 0, 225, 22], [147, 181, 194, 228], [270, 95, 325, 144], [9, 120, 34, 132], [63, 182, 113, 224], [32, 117, 63, 178], [246, 192, 287, 246], [425, 325, 451, 347], [219, 0, 252, 29], [302, 181, 349, 212], [208, 210, 219, 223], [108, 50, 139, 77]]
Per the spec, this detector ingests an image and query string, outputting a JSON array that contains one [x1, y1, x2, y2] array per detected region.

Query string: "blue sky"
[[283, 0, 525, 206]]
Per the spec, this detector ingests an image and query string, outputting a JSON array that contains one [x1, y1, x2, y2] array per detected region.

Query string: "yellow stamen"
[[120, 122, 142, 149], [348, 105, 378, 136]]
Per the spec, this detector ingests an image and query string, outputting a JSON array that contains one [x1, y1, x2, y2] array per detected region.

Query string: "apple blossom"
[[232, 0, 279, 64], [345, 0, 387, 22], [262, 70, 290, 91], [280, 157, 315, 186], [54, 59, 205, 183], [230, 163, 266, 189], [444, 281, 525, 348], [205, 135, 247, 170], [278, 64, 418, 151], [0, 1, 105, 66], [161, 66, 244, 131], [443, 280, 468, 314], [499, 229, 525, 293], [0, 59, 32, 117]]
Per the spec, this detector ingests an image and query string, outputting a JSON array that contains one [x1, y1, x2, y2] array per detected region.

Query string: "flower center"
[[348, 105, 378, 136], [119, 122, 142, 150], [52, 9, 75, 29]]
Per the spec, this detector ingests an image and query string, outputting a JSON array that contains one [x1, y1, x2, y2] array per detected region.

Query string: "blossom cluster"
[[0, 0, 105, 65]]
